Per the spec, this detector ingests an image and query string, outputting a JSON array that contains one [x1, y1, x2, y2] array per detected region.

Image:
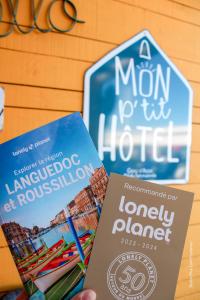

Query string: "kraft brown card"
[[84, 173, 194, 300]]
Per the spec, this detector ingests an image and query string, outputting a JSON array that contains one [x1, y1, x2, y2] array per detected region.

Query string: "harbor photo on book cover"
[[0, 113, 108, 299]]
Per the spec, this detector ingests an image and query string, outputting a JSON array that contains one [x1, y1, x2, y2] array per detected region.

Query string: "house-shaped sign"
[[83, 31, 193, 184]]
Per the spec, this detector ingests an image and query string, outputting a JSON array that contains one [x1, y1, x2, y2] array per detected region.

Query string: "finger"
[[71, 289, 96, 300]]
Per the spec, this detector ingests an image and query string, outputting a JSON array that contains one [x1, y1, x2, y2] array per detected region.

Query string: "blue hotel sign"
[[83, 31, 193, 184]]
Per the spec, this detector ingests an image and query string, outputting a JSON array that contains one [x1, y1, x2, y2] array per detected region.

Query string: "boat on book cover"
[[17, 243, 48, 268], [19, 238, 66, 282], [0, 113, 108, 298], [33, 232, 94, 293]]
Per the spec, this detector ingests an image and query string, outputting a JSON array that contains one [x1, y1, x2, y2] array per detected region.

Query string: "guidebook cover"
[[0, 113, 108, 299], [85, 173, 194, 300]]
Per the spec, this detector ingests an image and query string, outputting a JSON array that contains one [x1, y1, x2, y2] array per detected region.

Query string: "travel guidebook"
[[85, 174, 194, 300], [0, 113, 108, 299]]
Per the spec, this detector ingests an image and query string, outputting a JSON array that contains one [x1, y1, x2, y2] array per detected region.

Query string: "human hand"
[[71, 289, 96, 300]]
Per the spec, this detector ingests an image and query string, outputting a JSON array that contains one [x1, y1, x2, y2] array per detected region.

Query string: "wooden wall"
[[0, 0, 199, 298]]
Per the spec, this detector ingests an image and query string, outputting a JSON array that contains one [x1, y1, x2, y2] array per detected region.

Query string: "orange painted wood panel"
[[176, 293, 200, 300], [0, 30, 114, 63], [183, 224, 200, 259], [175, 276, 200, 298], [171, 0, 200, 10], [0, 227, 7, 247], [130, 0, 200, 27], [172, 184, 200, 201], [1, 83, 83, 112], [178, 255, 200, 281], [0, 247, 23, 292], [0, 49, 199, 93], [192, 124, 200, 152], [189, 201, 200, 225], [190, 154, 200, 183], [0, 48, 89, 91], [0, 107, 72, 143], [193, 109, 200, 124], [0, 0, 200, 64]]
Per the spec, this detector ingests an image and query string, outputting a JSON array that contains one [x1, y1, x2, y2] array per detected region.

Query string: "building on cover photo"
[[90, 166, 108, 205], [66, 166, 108, 231], [2, 222, 27, 245]]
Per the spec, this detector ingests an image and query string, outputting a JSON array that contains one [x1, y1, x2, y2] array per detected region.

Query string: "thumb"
[[71, 289, 96, 300]]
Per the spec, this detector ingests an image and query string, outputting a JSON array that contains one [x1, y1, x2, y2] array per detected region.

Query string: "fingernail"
[[81, 289, 96, 300]]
